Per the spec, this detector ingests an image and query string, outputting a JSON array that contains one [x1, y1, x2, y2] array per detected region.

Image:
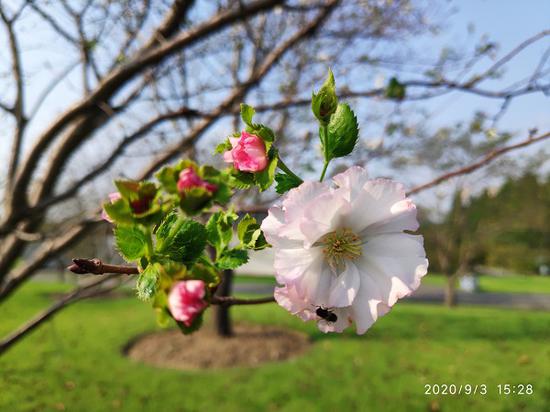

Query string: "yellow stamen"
[[320, 228, 362, 271]]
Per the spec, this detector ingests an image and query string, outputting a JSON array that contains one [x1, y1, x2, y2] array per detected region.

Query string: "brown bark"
[[444, 274, 458, 308], [214, 269, 235, 338]]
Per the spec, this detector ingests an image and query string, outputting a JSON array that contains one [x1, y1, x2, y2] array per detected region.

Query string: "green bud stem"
[[319, 161, 329, 182], [319, 123, 330, 182]]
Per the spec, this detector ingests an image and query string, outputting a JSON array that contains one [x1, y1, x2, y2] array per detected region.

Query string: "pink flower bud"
[[168, 280, 208, 327], [101, 192, 122, 223], [177, 168, 217, 193], [223, 131, 268, 172]]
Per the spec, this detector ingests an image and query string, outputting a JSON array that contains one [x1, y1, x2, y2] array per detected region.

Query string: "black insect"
[[316, 307, 338, 322]]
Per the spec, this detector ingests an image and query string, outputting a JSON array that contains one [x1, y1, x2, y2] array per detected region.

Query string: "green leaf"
[[385, 77, 406, 100], [254, 151, 278, 192], [239, 104, 274, 143], [103, 198, 134, 225], [217, 249, 249, 270], [155, 165, 178, 193], [115, 180, 140, 201], [247, 124, 275, 143], [155, 212, 207, 265], [275, 172, 302, 194], [153, 290, 170, 327], [215, 139, 232, 155], [312, 68, 338, 124], [155, 211, 178, 243], [179, 186, 212, 215], [136, 264, 159, 301], [174, 311, 204, 335], [114, 225, 149, 262], [237, 214, 268, 250], [156, 308, 171, 328], [205, 210, 238, 256], [322, 103, 359, 161], [205, 212, 222, 251], [158, 259, 187, 281], [229, 171, 254, 189], [240, 103, 256, 126], [191, 262, 220, 286], [168, 219, 207, 265]]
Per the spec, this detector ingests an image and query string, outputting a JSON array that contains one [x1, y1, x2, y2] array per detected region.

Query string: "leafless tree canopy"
[[0, 0, 548, 352]]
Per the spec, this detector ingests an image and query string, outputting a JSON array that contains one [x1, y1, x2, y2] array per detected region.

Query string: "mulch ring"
[[124, 323, 311, 370]]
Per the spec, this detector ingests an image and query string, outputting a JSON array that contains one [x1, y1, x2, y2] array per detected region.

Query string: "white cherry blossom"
[[262, 166, 428, 334]]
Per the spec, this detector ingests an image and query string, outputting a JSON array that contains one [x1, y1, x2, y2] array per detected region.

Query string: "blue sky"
[[422, 0, 549, 133]]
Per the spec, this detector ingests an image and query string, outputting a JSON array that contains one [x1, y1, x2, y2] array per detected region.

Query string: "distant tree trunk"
[[444, 273, 458, 307], [214, 269, 234, 337]]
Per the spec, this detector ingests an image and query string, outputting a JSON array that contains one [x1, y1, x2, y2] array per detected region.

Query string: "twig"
[[408, 131, 550, 195], [0, 275, 123, 356], [211, 295, 276, 306], [68, 258, 139, 275]]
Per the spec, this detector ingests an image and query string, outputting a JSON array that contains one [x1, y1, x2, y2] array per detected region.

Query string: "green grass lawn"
[[421, 274, 550, 294], [236, 273, 550, 294], [1, 281, 549, 412]]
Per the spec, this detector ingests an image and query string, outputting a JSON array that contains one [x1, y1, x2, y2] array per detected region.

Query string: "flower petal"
[[317, 307, 353, 333], [349, 273, 390, 334], [261, 181, 331, 247], [340, 178, 415, 234], [332, 165, 370, 201], [261, 206, 296, 248], [360, 233, 428, 303], [362, 198, 419, 236], [300, 191, 348, 247], [274, 285, 316, 321], [295, 259, 332, 305], [273, 247, 322, 284], [328, 261, 360, 308]]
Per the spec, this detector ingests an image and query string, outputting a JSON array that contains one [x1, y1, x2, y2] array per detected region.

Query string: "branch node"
[[69, 258, 104, 274]]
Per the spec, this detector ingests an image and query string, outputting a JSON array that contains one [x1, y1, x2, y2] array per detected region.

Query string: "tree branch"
[[65, 258, 275, 305], [0, 218, 100, 303], [465, 29, 550, 87], [408, 131, 550, 195], [139, 0, 339, 177], [0, 274, 123, 356], [0, 6, 27, 187], [8, 0, 282, 217], [68, 258, 139, 275], [211, 295, 276, 306]]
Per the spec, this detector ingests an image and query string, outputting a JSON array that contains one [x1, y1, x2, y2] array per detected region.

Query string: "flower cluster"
[[98, 69, 428, 336], [262, 166, 428, 334]]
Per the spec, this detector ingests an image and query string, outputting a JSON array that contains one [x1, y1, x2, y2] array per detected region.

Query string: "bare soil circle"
[[125, 323, 311, 370]]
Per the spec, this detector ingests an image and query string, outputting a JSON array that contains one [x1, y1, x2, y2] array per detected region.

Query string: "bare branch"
[[28, 1, 77, 44], [140, 0, 339, 177], [211, 295, 276, 306], [0, 275, 123, 356], [142, 0, 195, 51], [1, 6, 27, 186], [68, 258, 139, 275], [0, 218, 100, 303], [28, 60, 80, 120], [408, 131, 550, 195], [8, 0, 282, 216], [465, 29, 550, 87], [0, 100, 13, 114]]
